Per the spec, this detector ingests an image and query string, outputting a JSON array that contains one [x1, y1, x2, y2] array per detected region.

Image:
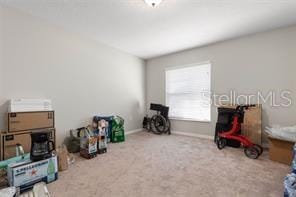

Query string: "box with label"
[[1, 129, 56, 160], [7, 156, 58, 192], [8, 111, 54, 133], [79, 128, 97, 159]]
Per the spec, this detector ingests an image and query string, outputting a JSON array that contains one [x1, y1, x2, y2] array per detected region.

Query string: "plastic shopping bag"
[[284, 173, 296, 197]]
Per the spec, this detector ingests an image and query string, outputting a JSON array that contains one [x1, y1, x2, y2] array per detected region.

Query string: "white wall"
[[146, 25, 296, 140], [0, 6, 146, 144], [0, 6, 5, 126]]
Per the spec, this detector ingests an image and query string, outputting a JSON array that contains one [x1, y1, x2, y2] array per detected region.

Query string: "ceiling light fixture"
[[144, 0, 162, 7]]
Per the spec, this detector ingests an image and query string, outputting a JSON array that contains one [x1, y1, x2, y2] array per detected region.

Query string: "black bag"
[[215, 107, 241, 148], [215, 123, 241, 148]]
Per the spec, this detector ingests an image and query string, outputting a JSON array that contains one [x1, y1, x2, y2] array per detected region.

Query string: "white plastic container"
[[9, 99, 52, 112], [265, 125, 296, 142]]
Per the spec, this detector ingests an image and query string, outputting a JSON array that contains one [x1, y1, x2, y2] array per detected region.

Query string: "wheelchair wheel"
[[217, 138, 226, 150], [150, 115, 164, 134], [154, 115, 167, 133], [165, 119, 171, 135], [253, 144, 263, 155], [244, 146, 259, 159]]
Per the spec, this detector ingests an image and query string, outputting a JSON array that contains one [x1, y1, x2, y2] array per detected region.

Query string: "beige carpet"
[[48, 131, 289, 197]]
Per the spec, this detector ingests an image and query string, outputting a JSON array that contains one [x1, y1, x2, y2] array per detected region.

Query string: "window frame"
[[165, 61, 212, 123]]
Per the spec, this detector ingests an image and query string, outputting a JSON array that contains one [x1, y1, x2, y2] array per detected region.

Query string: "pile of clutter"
[[65, 115, 125, 159], [0, 132, 58, 197], [0, 99, 58, 196], [0, 99, 126, 196], [284, 144, 296, 197]]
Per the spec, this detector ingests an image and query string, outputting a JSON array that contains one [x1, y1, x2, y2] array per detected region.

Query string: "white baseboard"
[[171, 130, 214, 140], [125, 128, 143, 135]]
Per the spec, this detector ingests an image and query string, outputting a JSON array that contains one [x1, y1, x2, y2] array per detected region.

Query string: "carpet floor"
[[48, 131, 289, 197]]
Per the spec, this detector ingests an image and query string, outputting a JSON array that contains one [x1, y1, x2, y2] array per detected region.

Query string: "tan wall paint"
[[146, 25, 296, 140], [0, 6, 146, 144]]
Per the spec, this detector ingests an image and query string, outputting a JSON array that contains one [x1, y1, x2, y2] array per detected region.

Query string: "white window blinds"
[[165, 63, 211, 121]]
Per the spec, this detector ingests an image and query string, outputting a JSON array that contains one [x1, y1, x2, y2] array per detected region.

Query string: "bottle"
[[47, 158, 56, 183]]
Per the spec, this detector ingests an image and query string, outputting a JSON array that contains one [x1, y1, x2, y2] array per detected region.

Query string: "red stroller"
[[216, 105, 263, 159]]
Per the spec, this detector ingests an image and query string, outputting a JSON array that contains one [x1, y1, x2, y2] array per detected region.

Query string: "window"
[[165, 62, 211, 122]]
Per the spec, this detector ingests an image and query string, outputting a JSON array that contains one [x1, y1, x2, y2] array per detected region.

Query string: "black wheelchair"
[[143, 103, 171, 135]]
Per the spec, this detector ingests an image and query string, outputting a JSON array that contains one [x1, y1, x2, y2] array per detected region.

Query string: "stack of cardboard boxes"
[[0, 99, 58, 192], [1, 111, 56, 160]]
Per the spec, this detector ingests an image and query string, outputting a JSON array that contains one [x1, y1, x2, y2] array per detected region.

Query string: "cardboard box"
[[0, 129, 56, 160], [80, 136, 97, 159], [241, 105, 262, 145], [269, 137, 294, 165], [7, 156, 58, 192], [8, 111, 54, 133], [79, 128, 97, 159]]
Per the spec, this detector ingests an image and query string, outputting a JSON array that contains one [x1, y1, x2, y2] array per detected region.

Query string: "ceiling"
[[1, 0, 296, 59]]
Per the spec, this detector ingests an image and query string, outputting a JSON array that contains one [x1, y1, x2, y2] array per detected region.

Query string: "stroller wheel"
[[244, 146, 259, 159], [217, 138, 226, 150], [253, 144, 263, 155]]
